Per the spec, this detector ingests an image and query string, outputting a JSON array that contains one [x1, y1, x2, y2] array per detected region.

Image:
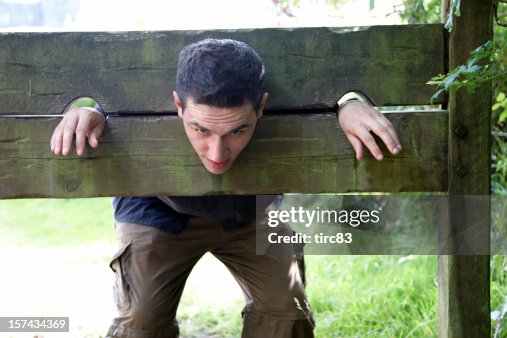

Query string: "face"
[[174, 91, 268, 175]]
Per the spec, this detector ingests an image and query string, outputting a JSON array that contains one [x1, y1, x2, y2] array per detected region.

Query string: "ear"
[[256, 92, 269, 119], [173, 91, 184, 118]]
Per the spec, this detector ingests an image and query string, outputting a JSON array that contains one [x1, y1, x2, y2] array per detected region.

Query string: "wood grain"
[[0, 111, 447, 198], [438, 1, 493, 337], [0, 25, 445, 115]]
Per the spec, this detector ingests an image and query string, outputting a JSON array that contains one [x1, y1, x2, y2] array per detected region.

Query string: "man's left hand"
[[338, 101, 402, 161]]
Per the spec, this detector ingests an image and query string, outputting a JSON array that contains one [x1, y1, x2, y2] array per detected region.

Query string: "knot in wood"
[[66, 179, 80, 192]]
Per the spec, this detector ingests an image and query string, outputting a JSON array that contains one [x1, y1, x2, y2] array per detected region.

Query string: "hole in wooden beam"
[[62, 97, 103, 115]]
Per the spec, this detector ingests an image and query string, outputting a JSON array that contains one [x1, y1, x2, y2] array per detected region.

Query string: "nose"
[[207, 135, 229, 163]]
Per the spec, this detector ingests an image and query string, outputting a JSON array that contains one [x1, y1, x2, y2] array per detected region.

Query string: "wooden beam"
[[0, 25, 445, 115], [0, 111, 448, 198], [438, 0, 493, 337]]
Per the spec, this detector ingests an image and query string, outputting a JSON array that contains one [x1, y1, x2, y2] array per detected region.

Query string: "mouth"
[[206, 158, 230, 171]]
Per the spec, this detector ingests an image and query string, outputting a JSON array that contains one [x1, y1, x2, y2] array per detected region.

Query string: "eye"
[[195, 127, 208, 134], [231, 129, 245, 135]]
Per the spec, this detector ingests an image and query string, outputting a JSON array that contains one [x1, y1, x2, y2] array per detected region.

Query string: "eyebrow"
[[188, 122, 252, 135]]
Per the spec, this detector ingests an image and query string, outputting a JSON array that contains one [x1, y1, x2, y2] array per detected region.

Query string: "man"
[[50, 39, 401, 338]]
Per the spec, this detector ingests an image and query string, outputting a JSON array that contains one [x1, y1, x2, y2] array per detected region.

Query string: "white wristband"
[[80, 106, 107, 120], [337, 91, 375, 108]]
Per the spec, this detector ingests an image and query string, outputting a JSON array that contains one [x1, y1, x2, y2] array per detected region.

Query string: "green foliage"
[[368, 0, 375, 12], [428, 41, 507, 103], [273, 0, 299, 10], [367, 0, 440, 24], [493, 131, 507, 194], [444, 0, 461, 31], [307, 255, 439, 337], [271, 0, 348, 14], [326, 0, 348, 9], [491, 255, 507, 337], [178, 301, 243, 338], [68, 96, 97, 109], [494, 91, 507, 124], [0, 198, 114, 247], [399, 0, 441, 24], [491, 5, 507, 195]]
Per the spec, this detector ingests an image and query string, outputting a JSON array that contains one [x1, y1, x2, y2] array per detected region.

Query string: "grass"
[[0, 198, 115, 247], [174, 255, 440, 338], [0, 199, 505, 337], [307, 255, 438, 337]]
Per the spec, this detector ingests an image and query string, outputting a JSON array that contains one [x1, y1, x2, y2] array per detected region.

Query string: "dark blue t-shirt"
[[112, 195, 273, 235]]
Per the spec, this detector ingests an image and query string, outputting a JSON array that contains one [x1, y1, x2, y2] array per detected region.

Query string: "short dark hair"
[[176, 39, 265, 111]]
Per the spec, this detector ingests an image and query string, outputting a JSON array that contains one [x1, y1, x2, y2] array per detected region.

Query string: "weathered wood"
[[438, 1, 493, 337], [0, 25, 445, 115], [0, 111, 447, 198]]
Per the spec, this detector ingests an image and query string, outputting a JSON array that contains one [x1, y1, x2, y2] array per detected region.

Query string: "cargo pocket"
[[109, 242, 132, 311]]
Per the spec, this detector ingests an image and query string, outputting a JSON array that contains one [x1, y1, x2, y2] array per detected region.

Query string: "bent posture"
[[51, 39, 400, 338]]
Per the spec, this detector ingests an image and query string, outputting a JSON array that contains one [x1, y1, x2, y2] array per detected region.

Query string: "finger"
[[88, 133, 98, 148], [345, 133, 364, 160], [363, 116, 399, 156], [61, 115, 79, 156], [87, 120, 105, 148], [50, 125, 57, 153], [75, 112, 99, 155], [87, 128, 100, 148], [356, 127, 383, 161], [51, 122, 64, 155], [373, 114, 402, 153], [75, 115, 91, 156]]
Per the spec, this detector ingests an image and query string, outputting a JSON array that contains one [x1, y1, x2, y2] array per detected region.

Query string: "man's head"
[[174, 39, 268, 174]]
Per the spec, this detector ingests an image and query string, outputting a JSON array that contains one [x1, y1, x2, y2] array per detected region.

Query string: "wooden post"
[[439, 0, 493, 337]]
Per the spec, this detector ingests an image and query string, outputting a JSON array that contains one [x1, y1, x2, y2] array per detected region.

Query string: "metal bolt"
[[454, 124, 468, 138], [455, 165, 467, 177]]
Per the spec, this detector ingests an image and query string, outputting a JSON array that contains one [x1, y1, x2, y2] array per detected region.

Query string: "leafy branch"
[[428, 41, 507, 103], [444, 0, 461, 31]]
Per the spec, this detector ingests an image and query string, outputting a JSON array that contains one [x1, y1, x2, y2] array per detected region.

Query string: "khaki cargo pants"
[[105, 217, 315, 338]]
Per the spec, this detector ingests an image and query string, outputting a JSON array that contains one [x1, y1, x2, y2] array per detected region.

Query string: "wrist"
[[66, 97, 107, 120], [81, 106, 108, 120], [337, 91, 375, 113]]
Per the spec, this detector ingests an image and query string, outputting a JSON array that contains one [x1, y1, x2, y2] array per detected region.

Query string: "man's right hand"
[[50, 107, 105, 156]]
